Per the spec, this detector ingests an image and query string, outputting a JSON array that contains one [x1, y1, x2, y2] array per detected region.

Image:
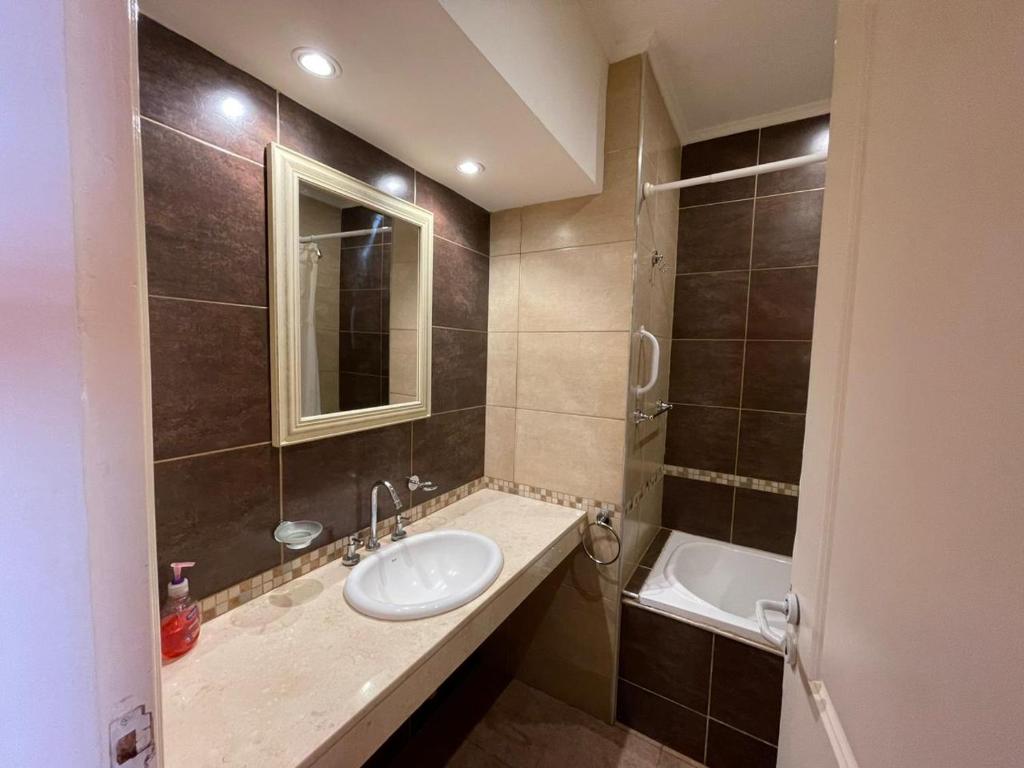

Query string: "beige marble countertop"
[[160, 489, 584, 768]]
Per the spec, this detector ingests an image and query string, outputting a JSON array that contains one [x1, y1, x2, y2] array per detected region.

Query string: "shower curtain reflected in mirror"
[[299, 241, 321, 416]]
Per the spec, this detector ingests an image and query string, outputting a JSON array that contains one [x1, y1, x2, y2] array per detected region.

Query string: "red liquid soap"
[[160, 561, 201, 660]]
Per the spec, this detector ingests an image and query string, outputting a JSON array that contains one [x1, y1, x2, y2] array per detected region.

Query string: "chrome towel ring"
[[582, 512, 621, 566]]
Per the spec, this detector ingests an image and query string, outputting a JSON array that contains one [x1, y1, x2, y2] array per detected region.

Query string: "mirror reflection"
[[297, 182, 420, 417]]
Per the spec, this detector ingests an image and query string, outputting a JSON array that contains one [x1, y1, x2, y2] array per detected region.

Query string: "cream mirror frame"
[[267, 142, 433, 446]]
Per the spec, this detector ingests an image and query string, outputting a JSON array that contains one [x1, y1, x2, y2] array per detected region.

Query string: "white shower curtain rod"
[[299, 226, 392, 243], [642, 150, 827, 199]]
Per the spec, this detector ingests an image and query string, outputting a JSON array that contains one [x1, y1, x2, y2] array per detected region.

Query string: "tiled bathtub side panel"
[[616, 603, 782, 768]]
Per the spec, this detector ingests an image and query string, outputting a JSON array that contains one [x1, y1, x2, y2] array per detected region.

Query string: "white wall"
[[440, 0, 608, 186], [0, 1, 99, 761], [0, 1, 160, 765], [782, 1, 1024, 766]]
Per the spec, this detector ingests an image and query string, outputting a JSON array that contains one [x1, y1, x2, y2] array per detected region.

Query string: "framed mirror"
[[267, 142, 433, 446]]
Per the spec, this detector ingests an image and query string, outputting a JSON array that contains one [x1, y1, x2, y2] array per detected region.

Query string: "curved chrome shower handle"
[[635, 326, 660, 396]]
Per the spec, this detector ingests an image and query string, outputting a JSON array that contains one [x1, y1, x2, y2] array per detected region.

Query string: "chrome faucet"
[[367, 479, 403, 551]]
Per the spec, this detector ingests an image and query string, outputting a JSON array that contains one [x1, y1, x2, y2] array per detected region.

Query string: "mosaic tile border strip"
[[663, 464, 799, 496], [198, 476, 488, 622], [625, 466, 666, 514], [484, 476, 621, 516]]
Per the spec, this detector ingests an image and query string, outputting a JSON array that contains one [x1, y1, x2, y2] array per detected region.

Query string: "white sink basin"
[[343, 530, 503, 620]]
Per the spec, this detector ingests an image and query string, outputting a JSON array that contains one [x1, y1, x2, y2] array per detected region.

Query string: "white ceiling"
[[141, 1, 836, 210], [141, 0, 605, 211], [581, 0, 837, 142]]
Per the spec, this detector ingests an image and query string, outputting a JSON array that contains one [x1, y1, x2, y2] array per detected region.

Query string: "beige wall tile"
[[389, 258, 419, 331], [605, 55, 642, 153], [514, 652, 614, 723], [515, 584, 617, 679], [490, 208, 522, 257], [316, 330, 339, 372], [518, 241, 634, 332], [641, 56, 680, 154], [505, 559, 618, 722], [318, 370, 339, 414], [389, 329, 417, 396], [648, 257, 676, 340], [516, 331, 629, 419], [488, 254, 520, 332], [485, 406, 515, 481], [520, 148, 637, 253], [515, 409, 625, 503], [487, 332, 517, 407]]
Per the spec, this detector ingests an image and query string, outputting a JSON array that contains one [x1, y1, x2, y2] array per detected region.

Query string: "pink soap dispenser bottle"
[[160, 561, 201, 660]]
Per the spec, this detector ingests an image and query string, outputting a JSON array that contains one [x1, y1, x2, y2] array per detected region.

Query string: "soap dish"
[[274, 520, 323, 550]]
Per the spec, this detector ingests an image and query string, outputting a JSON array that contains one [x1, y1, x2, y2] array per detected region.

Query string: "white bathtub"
[[638, 530, 791, 649]]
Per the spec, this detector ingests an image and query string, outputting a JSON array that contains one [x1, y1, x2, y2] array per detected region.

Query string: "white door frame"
[[775, 5, 872, 764], [2, 1, 163, 765], [781, 2, 1024, 766]]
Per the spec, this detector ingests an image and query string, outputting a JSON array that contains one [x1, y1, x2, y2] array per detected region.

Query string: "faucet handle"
[[407, 475, 438, 492], [391, 512, 408, 541], [342, 534, 362, 567]]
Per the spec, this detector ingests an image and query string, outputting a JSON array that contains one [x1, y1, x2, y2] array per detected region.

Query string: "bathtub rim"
[[632, 529, 791, 654]]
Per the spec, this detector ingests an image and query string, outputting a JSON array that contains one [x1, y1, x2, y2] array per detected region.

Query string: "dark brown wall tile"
[[381, 334, 390, 376], [338, 373, 385, 410], [340, 207, 392, 248], [709, 636, 784, 743], [677, 201, 754, 273], [411, 407, 485, 503], [679, 131, 759, 206], [665, 405, 739, 473], [737, 411, 805, 484], [281, 424, 412, 541], [624, 565, 651, 597], [746, 267, 817, 340], [432, 328, 487, 413], [415, 174, 490, 255], [662, 476, 734, 541], [339, 332, 383, 375], [619, 604, 712, 711], [142, 25, 489, 586], [617, 680, 707, 762], [705, 721, 778, 768], [639, 527, 671, 567], [732, 489, 798, 556], [142, 121, 267, 306], [741, 341, 812, 413], [669, 340, 744, 406], [673, 272, 749, 339], [149, 298, 270, 460], [757, 114, 830, 196], [138, 16, 276, 163], [340, 245, 384, 289], [752, 190, 824, 269], [433, 238, 489, 331], [339, 291, 383, 333], [279, 95, 414, 201], [154, 445, 280, 600]]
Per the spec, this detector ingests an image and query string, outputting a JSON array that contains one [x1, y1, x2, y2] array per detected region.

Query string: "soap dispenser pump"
[[160, 561, 201, 660]]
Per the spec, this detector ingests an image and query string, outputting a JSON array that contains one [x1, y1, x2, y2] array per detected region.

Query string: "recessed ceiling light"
[[292, 47, 340, 79], [457, 160, 485, 176]]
